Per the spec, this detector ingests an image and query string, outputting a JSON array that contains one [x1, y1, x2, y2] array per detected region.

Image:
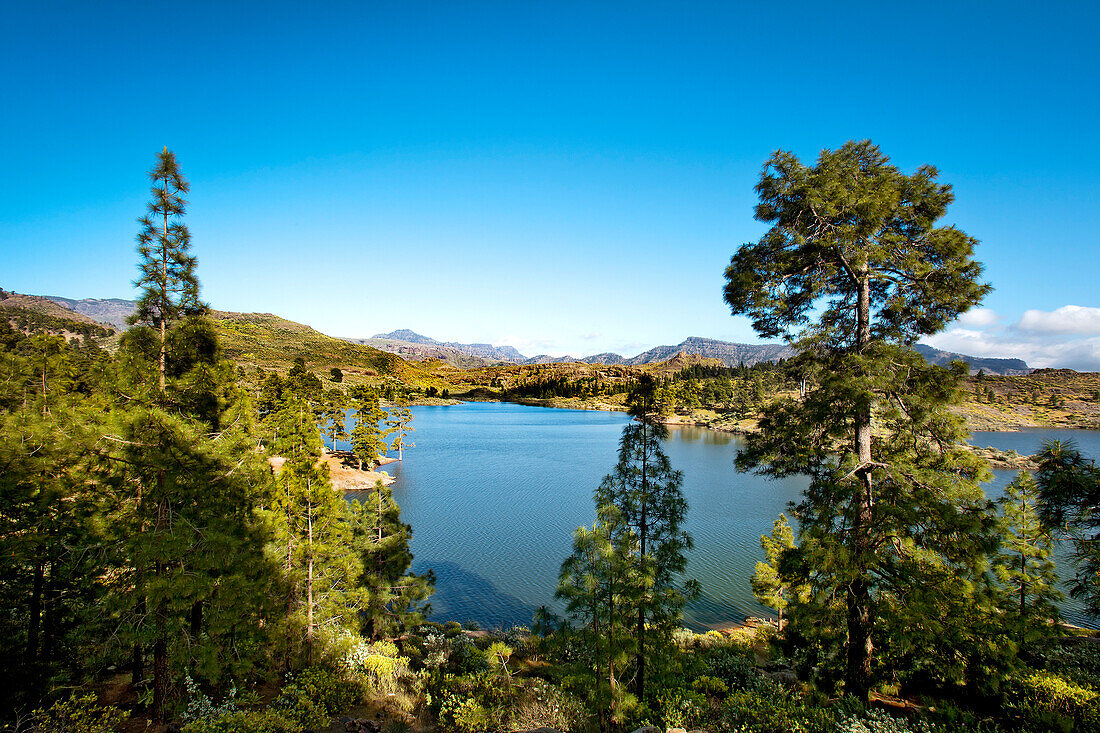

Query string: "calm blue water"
[[347, 404, 1098, 630]]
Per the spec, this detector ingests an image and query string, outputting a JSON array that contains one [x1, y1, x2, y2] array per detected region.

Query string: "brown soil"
[[269, 450, 395, 490]]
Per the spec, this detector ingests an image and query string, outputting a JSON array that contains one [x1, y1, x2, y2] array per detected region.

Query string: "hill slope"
[[44, 296, 136, 331], [210, 311, 436, 383], [913, 344, 1030, 376]]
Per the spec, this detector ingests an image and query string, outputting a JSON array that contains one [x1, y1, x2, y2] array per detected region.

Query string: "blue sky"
[[2, 2, 1098, 366]]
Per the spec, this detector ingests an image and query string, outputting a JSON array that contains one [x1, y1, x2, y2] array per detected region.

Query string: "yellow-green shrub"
[[182, 710, 300, 733], [1006, 670, 1099, 732], [32, 693, 125, 733]]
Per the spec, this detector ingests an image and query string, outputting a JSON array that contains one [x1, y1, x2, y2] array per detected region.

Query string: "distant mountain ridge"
[[362, 329, 1032, 375], [10, 294, 1034, 376], [912, 344, 1030, 376], [44, 296, 137, 331]]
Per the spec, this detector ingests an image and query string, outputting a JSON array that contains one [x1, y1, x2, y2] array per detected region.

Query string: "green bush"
[[1005, 670, 1099, 732], [721, 683, 833, 733], [692, 674, 730, 697], [508, 680, 586, 733], [705, 647, 761, 690], [835, 709, 943, 733], [656, 688, 707, 729], [447, 635, 489, 675], [345, 639, 411, 695], [31, 694, 125, 733], [275, 667, 363, 729], [182, 710, 301, 733], [440, 696, 495, 733]]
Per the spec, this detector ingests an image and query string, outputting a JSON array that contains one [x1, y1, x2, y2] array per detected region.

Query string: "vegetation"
[[554, 376, 697, 728], [0, 151, 431, 730], [1036, 441, 1100, 614], [724, 140, 994, 698], [6, 143, 1100, 733]]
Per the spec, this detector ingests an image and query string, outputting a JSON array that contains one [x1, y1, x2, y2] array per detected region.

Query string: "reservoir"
[[343, 403, 1099, 630]]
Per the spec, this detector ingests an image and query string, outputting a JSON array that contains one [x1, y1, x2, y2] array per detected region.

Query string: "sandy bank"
[[268, 449, 396, 490]]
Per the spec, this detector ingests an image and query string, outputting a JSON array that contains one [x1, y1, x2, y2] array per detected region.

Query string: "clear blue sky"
[[3, 1, 1098, 366]]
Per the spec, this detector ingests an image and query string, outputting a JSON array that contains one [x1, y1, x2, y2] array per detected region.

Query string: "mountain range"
[[3, 293, 1033, 375]]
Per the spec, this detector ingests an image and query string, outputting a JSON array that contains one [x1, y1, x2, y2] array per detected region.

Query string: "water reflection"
[[358, 403, 1097, 631]]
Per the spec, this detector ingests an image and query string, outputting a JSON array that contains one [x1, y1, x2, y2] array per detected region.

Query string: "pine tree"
[[592, 376, 695, 702], [116, 149, 273, 720], [384, 407, 415, 461], [350, 386, 389, 470], [751, 513, 807, 629], [129, 148, 204, 391], [556, 503, 640, 731], [269, 394, 365, 666], [350, 479, 433, 640], [994, 472, 1062, 646], [724, 141, 994, 698], [1035, 440, 1100, 614], [321, 389, 349, 451]]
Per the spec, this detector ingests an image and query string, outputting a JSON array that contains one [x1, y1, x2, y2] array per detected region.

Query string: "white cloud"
[[956, 307, 1000, 329], [581, 332, 601, 340], [924, 330, 1100, 371], [1016, 305, 1100, 335], [920, 303, 1100, 371]]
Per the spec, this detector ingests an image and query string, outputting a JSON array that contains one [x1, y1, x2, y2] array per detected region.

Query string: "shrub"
[[440, 697, 495, 733], [692, 675, 730, 697], [836, 709, 942, 733], [509, 681, 586, 733], [182, 710, 301, 733], [183, 674, 239, 723], [705, 647, 761, 690], [345, 639, 411, 696], [447, 635, 489, 675], [274, 667, 362, 729], [1004, 670, 1099, 732], [721, 682, 834, 733], [656, 689, 707, 730], [31, 694, 125, 733]]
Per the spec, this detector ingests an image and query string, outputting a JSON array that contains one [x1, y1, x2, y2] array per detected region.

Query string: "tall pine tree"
[[724, 141, 995, 698], [994, 472, 1062, 647], [129, 148, 204, 390], [590, 376, 695, 702], [556, 503, 640, 732], [350, 479, 433, 640]]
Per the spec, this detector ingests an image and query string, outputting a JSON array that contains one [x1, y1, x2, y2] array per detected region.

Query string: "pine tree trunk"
[[132, 594, 145, 685], [151, 474, 169, 723], [847, 274, 874, 701], [26, 553, 43, 664], [306, 494, 314, 667], [43, 558, 58, 662], [635, 419, 649, 701], [152, 608, 168, 724], [190, 600, 203, 640]]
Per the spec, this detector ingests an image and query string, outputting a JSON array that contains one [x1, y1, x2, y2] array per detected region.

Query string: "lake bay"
[[340, 403, 1099, 630]]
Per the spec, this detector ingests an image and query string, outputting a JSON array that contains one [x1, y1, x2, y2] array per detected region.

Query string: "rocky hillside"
[[913, 344, 1030, 376], [0, 291, 112, 327], [44, 296, 136, 331]]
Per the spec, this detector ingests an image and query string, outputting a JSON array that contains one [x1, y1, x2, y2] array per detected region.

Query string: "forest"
[[3, 145, 1100, 733]]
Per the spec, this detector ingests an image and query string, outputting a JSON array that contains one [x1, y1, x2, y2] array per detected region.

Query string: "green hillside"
[[208, 310, 438, 385]]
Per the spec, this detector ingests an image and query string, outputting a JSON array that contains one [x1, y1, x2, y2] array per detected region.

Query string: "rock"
[[765, 668, 800, 686], [667, 728, 688, 733]]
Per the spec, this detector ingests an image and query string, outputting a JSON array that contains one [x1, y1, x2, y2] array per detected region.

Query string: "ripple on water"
[[361, 404, 1098, 630]]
